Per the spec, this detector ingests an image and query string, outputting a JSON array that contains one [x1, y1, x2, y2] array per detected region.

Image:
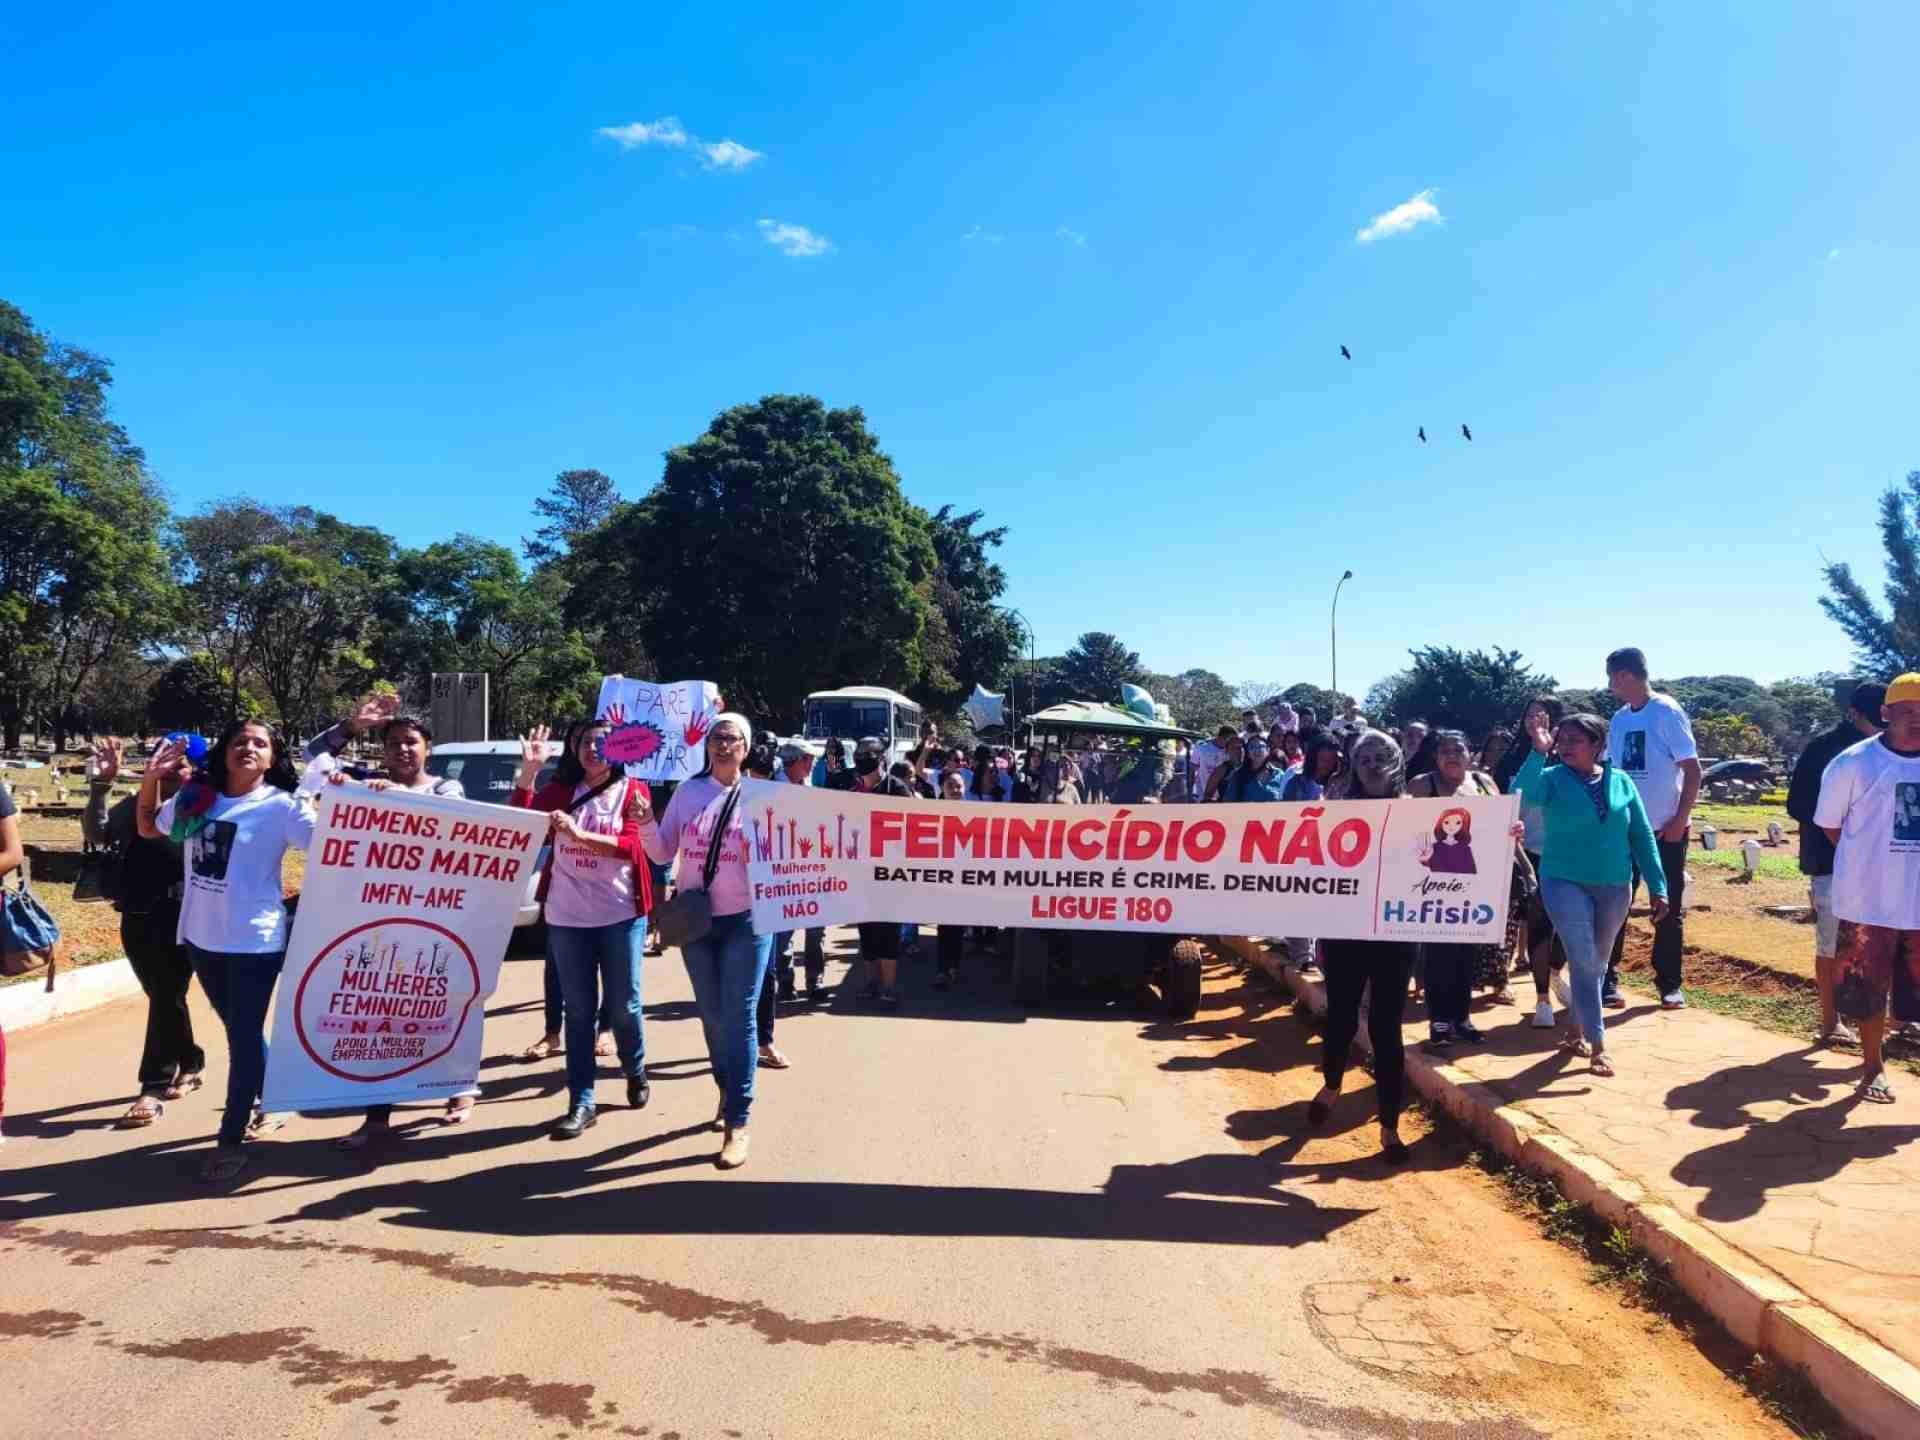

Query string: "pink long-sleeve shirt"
[[640, 775, 753, 918]]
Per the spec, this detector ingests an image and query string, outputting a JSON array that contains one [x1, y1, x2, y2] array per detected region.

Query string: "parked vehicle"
[[426, 739, 559, 931], [803, 685, 924, 766]]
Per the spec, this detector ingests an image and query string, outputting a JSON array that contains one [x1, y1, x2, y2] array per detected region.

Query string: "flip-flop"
[[1860, 1073, 1896, 1104], [518, 1037, 561, 1062], [118, 1097, 164, 1129], [246, 1108, 286, 1138], [161, 1074, 204, 1102], [442, 1099, 477, 1126]]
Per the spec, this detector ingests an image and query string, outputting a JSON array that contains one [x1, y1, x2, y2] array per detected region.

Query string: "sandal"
[[594, 1031, 616, 1057], [519, 1035, 561, 1062], [1590, 1053, 1616, 1078], [118, 1095, 165, 1129], [201, 1148, 250, 1184], [442, 1097, 477, 1126], [246, 1107, 286, 1138], [757, 1045, 791, 1070], [335, 1123, 390, 1152], [1559, 1032, 1592, 1058], [161, 1074, 204, 1102], [1860, 1072, 1896, 1105]]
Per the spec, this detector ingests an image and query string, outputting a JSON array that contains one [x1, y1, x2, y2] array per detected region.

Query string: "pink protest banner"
[[741, 780, 1520, 944], [261, 785, 548, 1113]]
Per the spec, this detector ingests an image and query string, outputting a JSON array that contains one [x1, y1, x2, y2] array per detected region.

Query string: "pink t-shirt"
[[642, 775, 752, 918], [543, 781, 636, 929]]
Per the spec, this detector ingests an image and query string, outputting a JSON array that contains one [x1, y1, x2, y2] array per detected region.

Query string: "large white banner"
[[742, 780, 1519, 944], [594, 676, 723, 783], [262, 785, 549, 1113]]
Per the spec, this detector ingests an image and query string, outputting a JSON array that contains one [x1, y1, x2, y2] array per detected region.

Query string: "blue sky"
[[6, 3, 1916, 701]]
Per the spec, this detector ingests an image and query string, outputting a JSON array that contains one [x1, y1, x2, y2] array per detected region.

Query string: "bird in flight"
[[1417, 426, 1427, 444], [1339, 345, 1351, 360], [1461, 423, 1473, 442]]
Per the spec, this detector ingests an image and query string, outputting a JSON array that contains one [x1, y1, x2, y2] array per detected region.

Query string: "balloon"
[[964, 684, 1006, 730], [1121, 684, 1156, 719]]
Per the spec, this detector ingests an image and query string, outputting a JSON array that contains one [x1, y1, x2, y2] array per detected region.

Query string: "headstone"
[[430, 672, 490, 743]]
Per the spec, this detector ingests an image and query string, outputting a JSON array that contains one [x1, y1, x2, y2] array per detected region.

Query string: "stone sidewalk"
[[1223, 935, 1920, 1440]]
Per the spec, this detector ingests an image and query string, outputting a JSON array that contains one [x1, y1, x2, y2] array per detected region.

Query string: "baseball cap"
[[776, 740, 812, 765], [1884, 675, 1920, 707]]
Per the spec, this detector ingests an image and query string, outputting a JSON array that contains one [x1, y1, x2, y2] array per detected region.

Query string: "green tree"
[[524, 468, 619, 570], [0, 301, 176, 749], [1145, 668, 1238, 732], [1658, 676, 1784, 745], [1821, 470, 1920, 678], [1767, 677, 1844, 753], [1694, 712, 1772, 760], [1372, 646, 1558, 739], [1279, 682, 1354, 723], [1553, 687, 1615, 721], [1006, 656, 1074, 717], [149, 654, 262, 733], [918, 506, 1023, 715], [393, 536, 599, 734], [174, 502, 401, 735], [566, 395, 938, 726], [1058, 632, 1143, 703]]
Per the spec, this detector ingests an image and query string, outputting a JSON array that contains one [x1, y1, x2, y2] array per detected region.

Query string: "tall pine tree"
[[1821, 470, 1920, 679]]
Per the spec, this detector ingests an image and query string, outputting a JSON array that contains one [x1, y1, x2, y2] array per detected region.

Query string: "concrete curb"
[[0, 957, 140, 1032], [1217, 933, 1920, 1440]]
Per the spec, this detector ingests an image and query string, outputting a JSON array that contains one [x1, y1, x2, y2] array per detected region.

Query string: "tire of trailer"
[[1162, 938, 1204, 1019]]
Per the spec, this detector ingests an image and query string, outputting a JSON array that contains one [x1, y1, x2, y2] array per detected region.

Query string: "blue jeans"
[[682, 911, 772, 1129], [188, 944, 286, 1146], [547, 917, 645, 1107], [1541, 878, 1631, 1047]]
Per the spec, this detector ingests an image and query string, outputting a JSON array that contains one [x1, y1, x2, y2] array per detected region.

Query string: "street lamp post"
[[1000, 605, 1036, 741], [1331, 570, 1353, 698]]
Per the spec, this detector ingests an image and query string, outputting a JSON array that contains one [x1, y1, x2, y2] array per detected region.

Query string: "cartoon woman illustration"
[[1418, 807, 1477, 874]]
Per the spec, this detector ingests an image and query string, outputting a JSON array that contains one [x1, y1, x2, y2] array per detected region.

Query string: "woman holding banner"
[[637, 713, 770, 1170], [1308, 730, 1416, 1164], [138, 721, 316, 1184], [316, 711, 481, 1149], [512, 718, 654, 1141]]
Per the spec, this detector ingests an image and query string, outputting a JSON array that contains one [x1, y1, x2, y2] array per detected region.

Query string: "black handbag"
[[651, 783, 742, 951]]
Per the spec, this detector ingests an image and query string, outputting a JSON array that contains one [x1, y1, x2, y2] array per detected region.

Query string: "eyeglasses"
[[711, 733, 746, 748]]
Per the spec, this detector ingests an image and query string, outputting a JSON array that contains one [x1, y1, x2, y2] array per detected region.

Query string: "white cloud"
[[757, 218, 832, 257], [1055, 224, 1087, 247], [598, 117, 689, 150], [1355, 188, 1442, 244], [700, 139, 763, 171], [1827, 247, 1841, 261], [962, 224, 1003, 244]]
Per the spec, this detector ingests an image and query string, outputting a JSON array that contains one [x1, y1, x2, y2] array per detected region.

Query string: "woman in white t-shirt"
[[139, 721, 317, 1183]]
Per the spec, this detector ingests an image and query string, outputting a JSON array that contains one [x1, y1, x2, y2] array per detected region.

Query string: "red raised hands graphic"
[[683, 708, 714, 748]]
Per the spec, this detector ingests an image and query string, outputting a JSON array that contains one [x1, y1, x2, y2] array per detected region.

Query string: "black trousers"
[[1320, 940, 1413, 1129], [936, 924, 964, 976], [1606, 836, 1688, 995], [121, 905, 205, 1094], [1423, 943, 1474, 1028]]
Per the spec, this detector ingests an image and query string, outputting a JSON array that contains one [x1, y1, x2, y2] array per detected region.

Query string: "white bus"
[[803, 685, 924, 766]]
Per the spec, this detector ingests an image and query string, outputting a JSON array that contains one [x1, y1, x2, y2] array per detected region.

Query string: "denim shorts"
[[1809, 875, 1839, 958]]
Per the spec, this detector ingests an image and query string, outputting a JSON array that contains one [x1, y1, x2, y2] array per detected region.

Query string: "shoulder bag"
[[650, 783, 742, 951], [2, 864, 62, 983]]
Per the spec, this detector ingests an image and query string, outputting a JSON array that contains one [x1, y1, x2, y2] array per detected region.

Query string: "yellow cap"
[[1887, 674, 1920, 706]]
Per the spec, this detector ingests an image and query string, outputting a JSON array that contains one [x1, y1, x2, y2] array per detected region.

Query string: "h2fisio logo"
[[1381, 899, 1495, 927]]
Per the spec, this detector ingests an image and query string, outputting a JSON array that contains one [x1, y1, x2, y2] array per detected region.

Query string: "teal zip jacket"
[[1513, 750, 1667, 895]]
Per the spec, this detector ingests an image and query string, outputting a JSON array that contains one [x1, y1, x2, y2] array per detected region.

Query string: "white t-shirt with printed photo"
[[1813, 735, 1920, 930], [156, 785, 317, 953], [1608, 692, 1699, 830]]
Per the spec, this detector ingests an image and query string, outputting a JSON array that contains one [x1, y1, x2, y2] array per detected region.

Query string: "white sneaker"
[[1661, 990, 1687, 1010], [718, 1127, 750, 1170], [1531, 999, 1556, 1029], [1550, 971, 1572, 1011]]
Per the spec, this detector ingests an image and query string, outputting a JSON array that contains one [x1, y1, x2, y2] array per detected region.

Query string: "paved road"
[[2, 933, 1790, 1439]]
